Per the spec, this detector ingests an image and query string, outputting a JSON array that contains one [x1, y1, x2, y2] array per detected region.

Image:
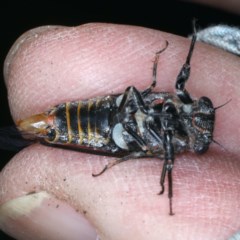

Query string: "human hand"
[[0, 23, 239, 240]]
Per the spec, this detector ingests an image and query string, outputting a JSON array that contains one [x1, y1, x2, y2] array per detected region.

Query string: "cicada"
[[16, 28, 215, 215]]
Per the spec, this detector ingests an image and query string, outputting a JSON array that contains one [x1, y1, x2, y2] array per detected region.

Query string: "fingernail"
[[4, 25, 64, 80], [0, 191, 97, 240]]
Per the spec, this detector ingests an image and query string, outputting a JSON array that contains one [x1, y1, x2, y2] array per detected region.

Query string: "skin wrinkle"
[[1, 23, 240, 240]]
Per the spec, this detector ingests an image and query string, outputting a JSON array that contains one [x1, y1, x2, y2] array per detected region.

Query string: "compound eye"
[[198, 97, 214, 111], [193, 135, 211, 154], [47, 128, 57, 142], [194, 143, 209, 154]]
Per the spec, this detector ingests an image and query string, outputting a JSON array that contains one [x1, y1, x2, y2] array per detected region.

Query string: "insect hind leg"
[[142, 41, 168, 96], [175, 22, 197, 104]]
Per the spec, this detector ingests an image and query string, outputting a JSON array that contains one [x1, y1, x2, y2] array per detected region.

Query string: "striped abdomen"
[[49, 96, 115, 149]]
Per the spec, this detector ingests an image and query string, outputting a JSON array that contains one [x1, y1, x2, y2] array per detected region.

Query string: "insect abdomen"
[[52, 96, 114, 148]]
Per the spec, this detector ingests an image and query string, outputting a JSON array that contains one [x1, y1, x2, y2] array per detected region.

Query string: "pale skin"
[[0, 23, 240, 240]]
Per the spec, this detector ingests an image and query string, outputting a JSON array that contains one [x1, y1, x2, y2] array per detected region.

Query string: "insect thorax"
[[112, 92, 215, 156]]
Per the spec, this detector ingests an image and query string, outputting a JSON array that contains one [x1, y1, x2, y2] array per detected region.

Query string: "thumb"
[[0, 190, 97, 240]]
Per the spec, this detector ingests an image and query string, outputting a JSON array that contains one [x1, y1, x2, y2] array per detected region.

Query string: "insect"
[[17, 28, 215, 215]]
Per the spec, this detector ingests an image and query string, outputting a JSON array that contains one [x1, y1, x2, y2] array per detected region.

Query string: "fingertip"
[[0, 191, 97, 240], [4, 25, 65, 82]]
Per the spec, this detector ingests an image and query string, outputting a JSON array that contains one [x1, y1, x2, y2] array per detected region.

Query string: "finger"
[[5, 23, 171, 120], [1, 23, 240, 240], [0, 189, 97, 240], [4, 23, 239, 153]]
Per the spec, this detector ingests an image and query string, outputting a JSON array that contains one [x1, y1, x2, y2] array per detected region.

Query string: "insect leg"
[[159, 131, 174, 215], [92, 152, 146, 177], [123, 122, 148, 152], [175, 25, 197, 104], [92, 158, 129, 177], [119, 86, 148, 114], [145, 118, 162, 144], [142, 41, 169, 96], [159, 159, 167, 195], [118, 86, 150, 151], [158, 102, 176, 215], [144, 120, 170, 198]]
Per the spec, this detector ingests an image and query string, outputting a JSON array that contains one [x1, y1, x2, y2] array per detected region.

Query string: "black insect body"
[[17, 30, 215, 215]]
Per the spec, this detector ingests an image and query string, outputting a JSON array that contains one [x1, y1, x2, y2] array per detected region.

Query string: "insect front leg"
[[175, 25, 197, 104], [159, 102, 177, 215], [159, 130, 174, 216]]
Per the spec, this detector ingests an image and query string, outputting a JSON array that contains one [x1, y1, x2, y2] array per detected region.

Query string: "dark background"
[[0, 1, 239, 239]]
